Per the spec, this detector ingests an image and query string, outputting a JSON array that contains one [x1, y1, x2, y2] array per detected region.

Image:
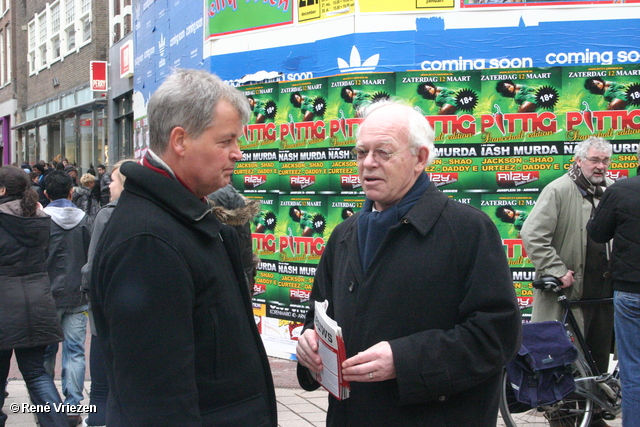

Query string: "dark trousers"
[[0, 346, 69, 427], [85, 337, 108, 426]]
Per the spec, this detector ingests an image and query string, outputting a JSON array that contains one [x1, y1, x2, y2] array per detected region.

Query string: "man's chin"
[[589, 176, 605, 185]]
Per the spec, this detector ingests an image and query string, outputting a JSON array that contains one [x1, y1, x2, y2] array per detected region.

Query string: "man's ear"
[[67, 187, 74, 200], [44, 189, 52, 201], [415, 145, 430, 173], [169, 126, 188, 158]]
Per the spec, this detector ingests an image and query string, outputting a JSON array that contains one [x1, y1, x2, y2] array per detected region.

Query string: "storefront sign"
[[91, 61, 108, 91]]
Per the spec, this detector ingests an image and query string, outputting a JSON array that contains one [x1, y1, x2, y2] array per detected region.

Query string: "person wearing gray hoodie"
[[43, 170, 91, 427]]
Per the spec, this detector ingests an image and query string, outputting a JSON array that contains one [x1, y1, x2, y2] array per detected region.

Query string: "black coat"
[[91, 162, 277, 427], [298, 182, 521, 426], [588, 174, 640, 293], [0, 201, 63, 350]]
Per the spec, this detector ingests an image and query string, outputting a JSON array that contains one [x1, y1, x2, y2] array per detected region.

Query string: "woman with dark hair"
[[289, 205, 314, 236], [495, 79, 538, 113], [417, 82, 458, 115], [290, 91, 315, 121], [584, 76, 628, 110], [0, 166, 68, 427], [495, 204, 528, 237]]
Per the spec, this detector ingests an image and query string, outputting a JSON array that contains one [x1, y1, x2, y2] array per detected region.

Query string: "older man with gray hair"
[[90, 69, 277, 426], [296, 100, 521, 426], [521, 136, 615, 427]]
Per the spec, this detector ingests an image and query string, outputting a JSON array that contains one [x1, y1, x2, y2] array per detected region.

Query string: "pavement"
[[3, 354, 623, 427]]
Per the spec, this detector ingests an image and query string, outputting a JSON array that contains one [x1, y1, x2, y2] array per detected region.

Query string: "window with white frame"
[[39, 14, 47, 45], [65, 0, 76, 53], [5, 24, 10, 84], [28, 21, 36, 73], [0, 30, 4, 86], [51, 2, 61, 61], [66, 0, 75, 25], [80, 0, 91, 44], [38, 13, 47, 68], [82, 16, 91, 42], [67, 27, 76, 51]]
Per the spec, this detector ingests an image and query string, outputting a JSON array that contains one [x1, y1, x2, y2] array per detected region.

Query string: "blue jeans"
[[0, 346, 69, 427], [614, 291, 640, 427], [45, 305, 88, 408]]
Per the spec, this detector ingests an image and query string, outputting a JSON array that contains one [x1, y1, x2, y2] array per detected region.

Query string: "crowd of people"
[[1, 68, 638, 427]]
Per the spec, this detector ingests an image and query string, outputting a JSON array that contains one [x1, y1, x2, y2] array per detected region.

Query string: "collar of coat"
[[119, 161, 221, 239], [339, 182, 449, 242]]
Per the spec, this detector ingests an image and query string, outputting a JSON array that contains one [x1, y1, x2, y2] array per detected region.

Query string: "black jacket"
[[298, 182, 521, 426], [43, 202, 91, 308], [72, 185, 100, 221], [588, 174, 640, 294], [91, 162, 277, 427], [0, 200, 63, 350]]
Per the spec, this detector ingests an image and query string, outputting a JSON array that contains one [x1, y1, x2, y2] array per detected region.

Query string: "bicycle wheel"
[[499, 353, 594, 427]]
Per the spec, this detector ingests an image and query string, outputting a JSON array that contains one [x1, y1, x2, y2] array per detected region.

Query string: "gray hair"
[[574, 137, 612, 161], [147, 69, 251, 154], [358, 100, 437, 166]]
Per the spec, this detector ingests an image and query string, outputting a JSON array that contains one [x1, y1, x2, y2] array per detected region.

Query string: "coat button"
[[402, 219, 409, 224], [438, 395, 447, 402], [349, 282, 355, 292]]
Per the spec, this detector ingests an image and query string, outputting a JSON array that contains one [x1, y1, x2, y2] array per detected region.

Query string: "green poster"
[[232, 150, 280, 194], [239, 82, 280, 150], [326, 195, 364, 237], [277, 195, 327, 265], [480, 193, 535, 268], [560, 65, 640, 141], [277, 77, 330, 150], [246, 193, 280, 262], [278, 148, 333, 195], [396, 70, 481, 144], [478, 67, 563, 143], [426, 156, 484, 192], [206, 0, 293, 37], [252, 259, 280, 307], [479, 142, 565, 193], [327, 72, 395, 147], [511, 268, 536, 321]]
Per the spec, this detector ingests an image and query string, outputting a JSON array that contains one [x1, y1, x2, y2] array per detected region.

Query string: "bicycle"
[[500, 276, 622, 427]]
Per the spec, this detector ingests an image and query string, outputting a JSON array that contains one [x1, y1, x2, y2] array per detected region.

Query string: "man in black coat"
[[587, 155, 640, 427], [296, 100, 522, 426], [90, 69, 277, 426]]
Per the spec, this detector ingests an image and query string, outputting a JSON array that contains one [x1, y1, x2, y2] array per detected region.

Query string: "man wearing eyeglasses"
[[521, 137, 615, 426], [296, 100, 521, 426]]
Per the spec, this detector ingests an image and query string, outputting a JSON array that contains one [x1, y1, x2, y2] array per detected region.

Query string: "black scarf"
[[567, 162, 607, 199], [357, 172, 430, 271]]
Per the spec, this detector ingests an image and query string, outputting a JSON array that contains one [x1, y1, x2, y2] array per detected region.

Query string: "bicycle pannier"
[[505, 320, 578, 407]]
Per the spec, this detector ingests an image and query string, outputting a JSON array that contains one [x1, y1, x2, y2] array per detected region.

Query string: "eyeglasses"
[[350, 146, 410, 163], [585, 157, 610, 166]]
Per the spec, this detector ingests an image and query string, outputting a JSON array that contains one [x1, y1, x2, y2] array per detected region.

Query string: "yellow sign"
[[297, 0, 355, 23], [359, 0, 454, 13]]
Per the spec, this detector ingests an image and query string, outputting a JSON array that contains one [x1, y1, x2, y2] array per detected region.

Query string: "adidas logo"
[[337, 46, 379, 73]]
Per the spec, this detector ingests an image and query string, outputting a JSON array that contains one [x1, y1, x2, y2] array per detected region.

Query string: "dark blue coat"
[[298, 182, 521, 426]]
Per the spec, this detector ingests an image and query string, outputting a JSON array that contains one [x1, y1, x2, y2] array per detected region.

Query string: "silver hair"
[[574, 137, 612, 161], [147, 69, 250, 154], [357, 99, 437, 166]]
